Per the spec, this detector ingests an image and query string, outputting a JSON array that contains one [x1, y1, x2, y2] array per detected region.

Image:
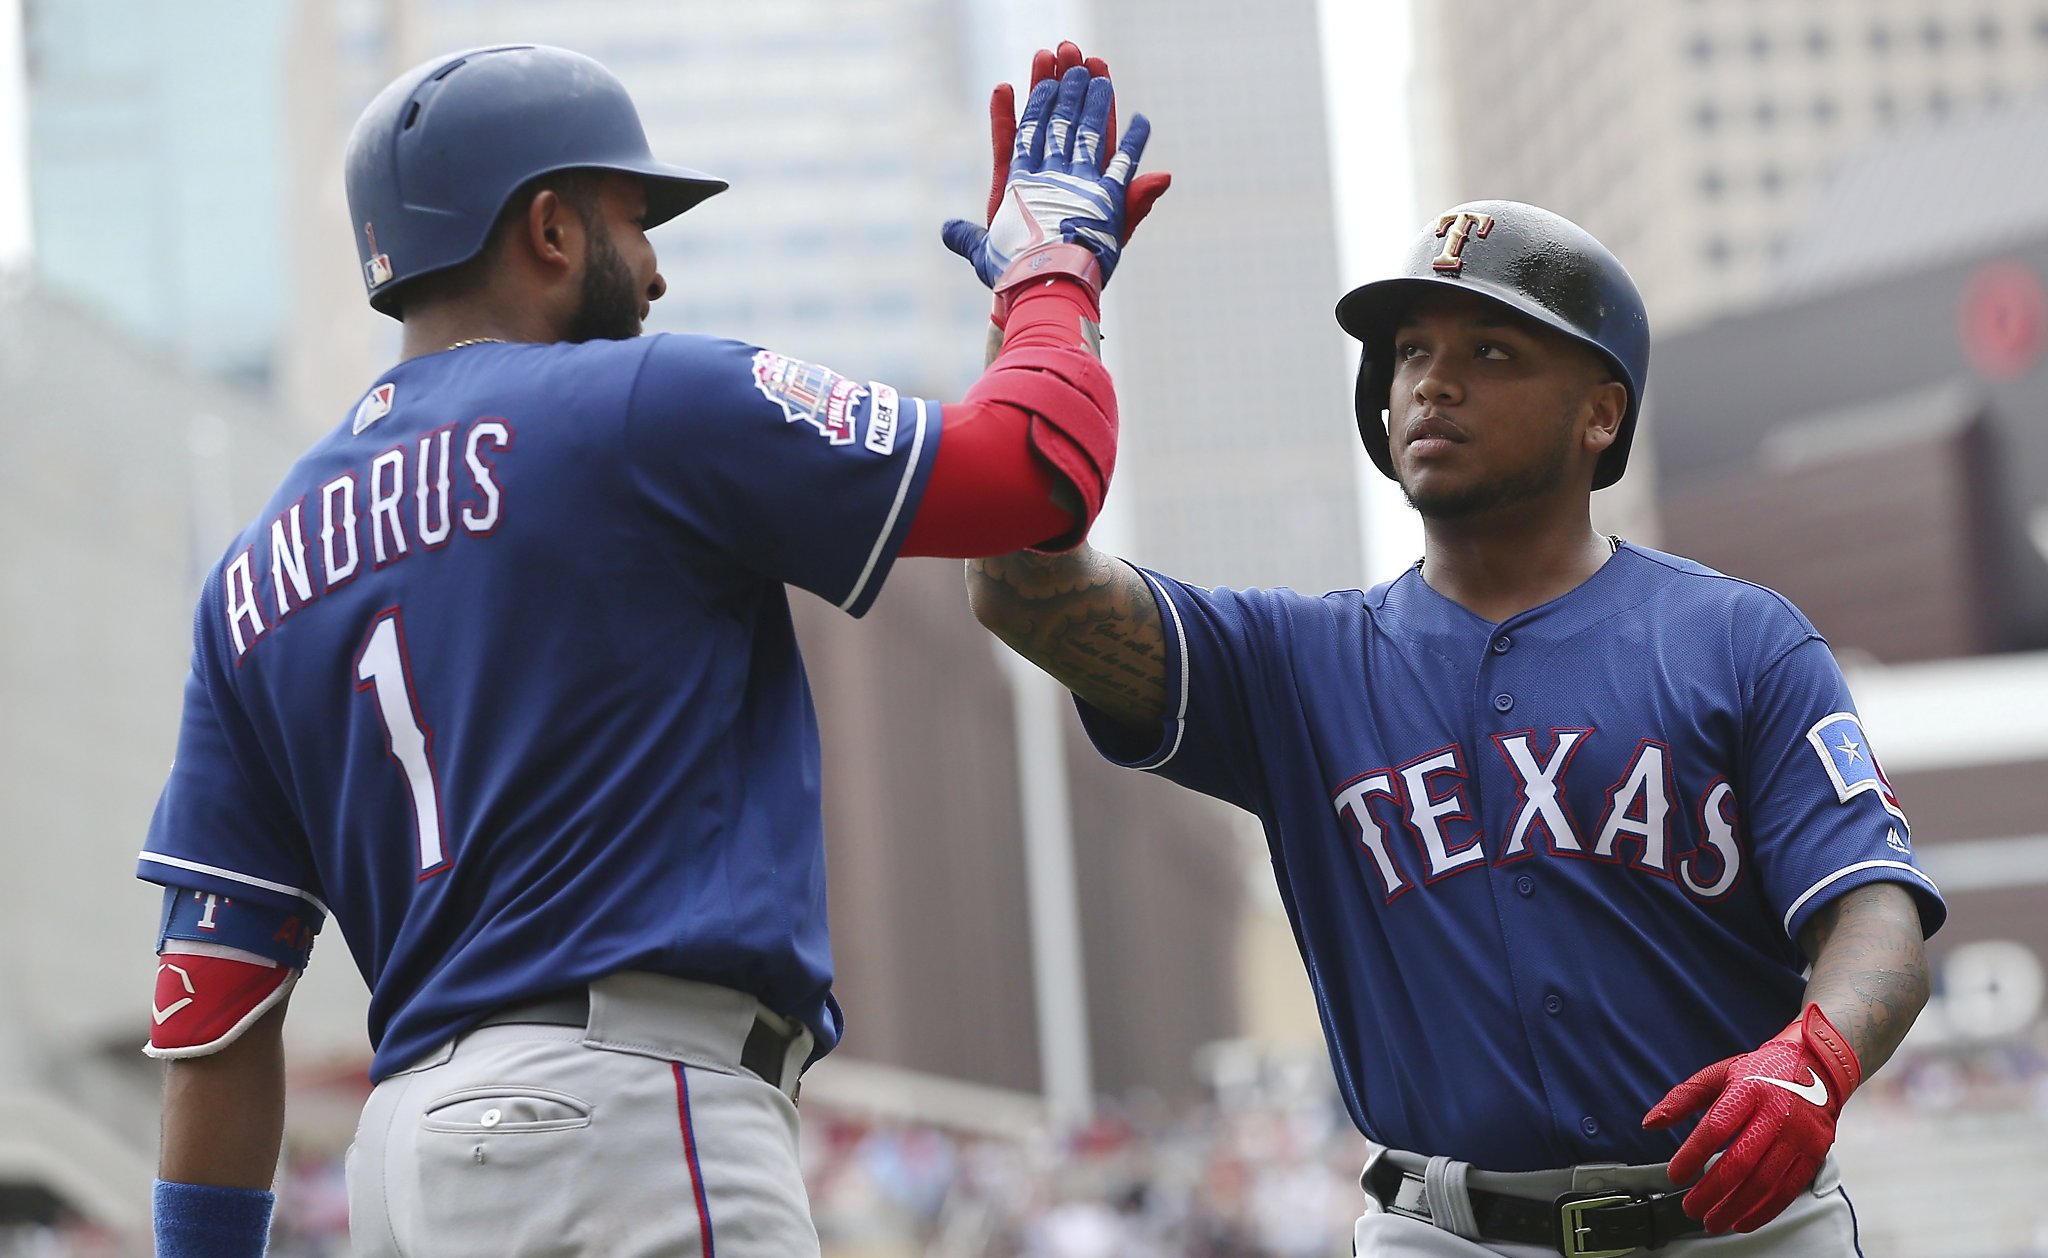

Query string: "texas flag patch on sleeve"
[[1805, 712, 1909, 828]]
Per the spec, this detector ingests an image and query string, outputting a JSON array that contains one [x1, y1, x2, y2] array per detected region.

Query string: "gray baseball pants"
[[346, 973, 819, 1258]]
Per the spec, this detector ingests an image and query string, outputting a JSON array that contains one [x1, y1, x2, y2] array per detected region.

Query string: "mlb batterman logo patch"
[[751, 350, 860, 446], [352, 383, 396, 435]]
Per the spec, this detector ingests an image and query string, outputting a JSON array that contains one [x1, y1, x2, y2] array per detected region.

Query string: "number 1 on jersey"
[[354, 609, 448, 876]]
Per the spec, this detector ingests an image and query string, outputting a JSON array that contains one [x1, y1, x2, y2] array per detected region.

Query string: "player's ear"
[[1581, 376, 1627, 454], [523, 189, 578, 273]]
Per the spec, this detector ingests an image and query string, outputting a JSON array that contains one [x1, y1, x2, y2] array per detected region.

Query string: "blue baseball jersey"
[[139, 335, 940, 1081], [1078, 543, 1945, 1171]]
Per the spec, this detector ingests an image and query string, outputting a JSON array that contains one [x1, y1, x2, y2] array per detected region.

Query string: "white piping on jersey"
[[1781, 859, 1940, 935], [1126, 568, 1190, 770], [138, 852, 333, 917], [840, 397, 928, 613]]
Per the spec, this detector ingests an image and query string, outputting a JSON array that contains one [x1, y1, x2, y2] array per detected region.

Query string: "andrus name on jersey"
[[1330, 731, 1744, 904], [222, 417, 512, 661]]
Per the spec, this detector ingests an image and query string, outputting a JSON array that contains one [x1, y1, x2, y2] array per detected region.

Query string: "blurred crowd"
[[801, 1092, 1368, 1258], [1855, 1031, 2048, 1118]]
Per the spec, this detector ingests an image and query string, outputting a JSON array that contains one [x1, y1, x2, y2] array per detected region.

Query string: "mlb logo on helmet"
[[363, 222, 394, 289]]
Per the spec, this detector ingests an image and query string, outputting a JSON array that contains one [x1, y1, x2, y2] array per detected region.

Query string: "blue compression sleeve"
[[153, 1180, 274, 1258]]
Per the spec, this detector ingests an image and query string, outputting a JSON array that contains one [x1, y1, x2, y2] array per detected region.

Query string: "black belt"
[[1366, 1157, 1703, 1256], [473, 989, 804, 1090]]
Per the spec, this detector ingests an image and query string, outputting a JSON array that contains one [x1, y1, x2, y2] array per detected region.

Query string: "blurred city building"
[[0, 274, 303, 1243], [1412, 0, 2048, 333], [1410, 0, 2048, 546], [1090, 0, 1365, 597], [1649, 99, 2048, 1049]]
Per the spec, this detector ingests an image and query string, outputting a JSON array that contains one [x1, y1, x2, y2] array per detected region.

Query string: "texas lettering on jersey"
[[1080, 548, 1947, 1169], [1330, 730, 1749, 904], [222, 412, 511, 660]]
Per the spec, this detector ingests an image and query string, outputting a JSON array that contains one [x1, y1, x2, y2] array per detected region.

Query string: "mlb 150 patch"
[[752, 351, 862, 446]]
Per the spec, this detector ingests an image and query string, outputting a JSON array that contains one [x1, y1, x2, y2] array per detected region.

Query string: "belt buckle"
[[1386, 1171, 1433, 1223], [1555, 1192, 1634, 1258]]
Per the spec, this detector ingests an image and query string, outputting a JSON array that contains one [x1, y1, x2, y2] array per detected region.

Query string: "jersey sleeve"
[[1073, 567, 1285, 814], [1740, 634, 1946, 945], [624, 334, 943, 617], [137, 580, 324, 917]]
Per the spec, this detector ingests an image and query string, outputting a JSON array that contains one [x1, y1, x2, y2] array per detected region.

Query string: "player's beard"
[[1398, 403, 1579, 521], [564, 224, 643, 344]]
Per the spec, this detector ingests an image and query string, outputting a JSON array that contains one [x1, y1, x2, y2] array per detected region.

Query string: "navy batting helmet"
[[1334, 200, 1649, 491], [345, 45, 728, 318]]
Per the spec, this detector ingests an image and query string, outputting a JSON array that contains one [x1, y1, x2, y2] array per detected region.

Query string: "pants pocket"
[[410, 1087, 596, 1255], [420, 1085, 592, 1134]]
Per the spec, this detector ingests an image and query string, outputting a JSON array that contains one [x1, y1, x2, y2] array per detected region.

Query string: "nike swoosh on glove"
[[1642, 1003, 1863, 1234]]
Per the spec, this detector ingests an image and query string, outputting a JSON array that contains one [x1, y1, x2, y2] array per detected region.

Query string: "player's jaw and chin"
[[564, 173, 664, 344], [565, 219, 649, 344], [1395, 401, 1581, 521]]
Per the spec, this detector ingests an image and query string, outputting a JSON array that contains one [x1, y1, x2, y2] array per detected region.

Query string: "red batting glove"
[[1642, 1004, 1863, 1234], [983, 41, 1171, 241]]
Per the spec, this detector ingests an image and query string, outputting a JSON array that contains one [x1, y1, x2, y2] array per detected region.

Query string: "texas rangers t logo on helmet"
[[1431, 211, 1494, 273]]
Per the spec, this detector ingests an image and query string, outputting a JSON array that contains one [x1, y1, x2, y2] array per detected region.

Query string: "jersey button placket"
[[1492, 692, 1514, 712], [1543, 993, 1564, 1016]]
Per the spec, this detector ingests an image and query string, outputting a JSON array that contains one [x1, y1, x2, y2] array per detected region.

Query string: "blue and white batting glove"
[[942, 65, 1152, 290]]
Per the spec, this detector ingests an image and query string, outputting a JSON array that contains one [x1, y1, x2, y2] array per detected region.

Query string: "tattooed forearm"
[[966, 545, 1169, 729], [1797, 882, 1932, 1077]]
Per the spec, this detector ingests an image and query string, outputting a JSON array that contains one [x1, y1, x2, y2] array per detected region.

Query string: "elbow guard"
[[968, 278, 1118, 550], [148, 887, 319, 1059]]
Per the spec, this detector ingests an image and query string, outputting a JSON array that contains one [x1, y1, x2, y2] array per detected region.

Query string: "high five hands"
[[943, 41, 1170, 294]]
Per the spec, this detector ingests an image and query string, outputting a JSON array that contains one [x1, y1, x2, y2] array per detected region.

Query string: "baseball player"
[[138, 44, 1156, 1258], [964, 199, 1944, 1255]]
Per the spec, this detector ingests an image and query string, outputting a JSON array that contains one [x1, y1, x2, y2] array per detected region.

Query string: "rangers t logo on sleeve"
[[1806, 712, 1908, 826]]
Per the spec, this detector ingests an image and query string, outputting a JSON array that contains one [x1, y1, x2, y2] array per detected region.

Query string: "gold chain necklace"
[[444, 337, 507, 350]]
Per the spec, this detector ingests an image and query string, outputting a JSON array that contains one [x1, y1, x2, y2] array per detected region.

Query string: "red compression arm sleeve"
[[901, 394, 1073, 557], [903, 277, 1115, 557]]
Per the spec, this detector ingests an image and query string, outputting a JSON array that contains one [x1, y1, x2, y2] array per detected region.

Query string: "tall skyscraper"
[[1413, 1, 2048, 332], [1092, 0, 1364, 594]]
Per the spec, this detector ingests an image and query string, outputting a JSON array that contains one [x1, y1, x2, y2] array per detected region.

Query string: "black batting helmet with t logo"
[[1335, 200, 1651, 491]]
